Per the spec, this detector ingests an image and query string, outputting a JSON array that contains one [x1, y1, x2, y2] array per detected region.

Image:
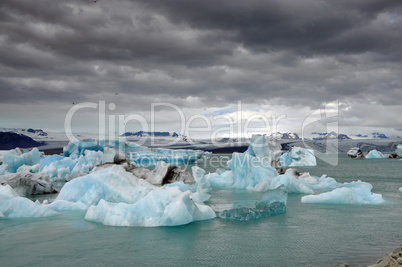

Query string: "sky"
[[0, 0, 401, 139]]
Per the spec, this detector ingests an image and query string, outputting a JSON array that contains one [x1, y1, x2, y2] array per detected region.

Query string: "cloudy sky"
[[1, 0, 401, 138]]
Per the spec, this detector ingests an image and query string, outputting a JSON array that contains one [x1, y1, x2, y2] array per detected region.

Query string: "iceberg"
[[42, 148, 128, 182], [190, 166, 212, 204], [84, 187, 216, 227], [48, 164, 214, 226], [399, 187, 402, 192], [301, 181, 384, 204], [205, 152, 278, 191], [365, 149, 386, 159], [0, 164, 8, 175], [280, 147, 317, 167], [3, 148, 41, 172], [205, 168, 234, 188], [0, 171, 56, 196], [0, 184, 59, 218], [0, 150, 9, 164], [396, 144, 402, 157], [347, 147, 364, 159], [49, 165, 155, 210], [40, 154, 65, 168], [244, 134, 282, 167], [217, 188, 287, 221]]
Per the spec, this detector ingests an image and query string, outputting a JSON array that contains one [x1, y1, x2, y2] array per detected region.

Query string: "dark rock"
[[0, 132, 44, 150]]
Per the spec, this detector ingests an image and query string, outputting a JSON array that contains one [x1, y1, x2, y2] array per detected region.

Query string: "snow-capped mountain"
[[0, 128, 48, 139], [121, 131, 180, 137], [0, 128, 73, 141], [266, 132, 300, 140], [0, 132, 44, 150], [372, 132, 388, 139], [353, 133, 400, 139], [311, 131, 351, 140]]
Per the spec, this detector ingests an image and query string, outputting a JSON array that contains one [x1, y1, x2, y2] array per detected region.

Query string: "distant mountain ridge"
[[311, 131, 351, 140], [267, 132, 300, 140], [353, 132, 400, 139], [0, 132, 44, 150], [121, 131, 180, 137], [0, 128, 48, 138], [372, 132, 388, 139]]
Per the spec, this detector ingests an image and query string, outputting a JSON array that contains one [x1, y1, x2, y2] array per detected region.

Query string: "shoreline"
[[366, 245, 402, 267]]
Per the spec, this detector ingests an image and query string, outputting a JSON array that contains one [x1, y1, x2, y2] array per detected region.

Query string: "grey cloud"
[[0, 0, 401, 132]]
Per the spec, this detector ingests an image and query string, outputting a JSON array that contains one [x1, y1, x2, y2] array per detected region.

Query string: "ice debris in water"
[[280, 147, 317, 167], [0, 184, 59, 218], [301, 181, 384, 204], [217, 187, 287, 221]]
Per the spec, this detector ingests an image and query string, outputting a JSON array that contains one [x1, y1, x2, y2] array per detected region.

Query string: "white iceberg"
[[84, 187, 216, 227], [190, 166, 212, 204], [396, 144, 402, 157], [49, 165, 155, 210], [0, 184, 59, 218], [280, 147, 317, 167], [301, 181, 384, 204]]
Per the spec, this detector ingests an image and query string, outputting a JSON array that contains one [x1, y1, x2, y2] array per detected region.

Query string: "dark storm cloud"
[[136, 0, 402, 57], [0, 0, 401, 131]]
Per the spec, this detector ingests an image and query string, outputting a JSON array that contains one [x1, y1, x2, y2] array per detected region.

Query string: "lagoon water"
[[1, 154, 401, 266]]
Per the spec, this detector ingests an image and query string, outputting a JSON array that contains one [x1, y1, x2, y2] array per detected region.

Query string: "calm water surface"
[[1, 154, 401, 266]]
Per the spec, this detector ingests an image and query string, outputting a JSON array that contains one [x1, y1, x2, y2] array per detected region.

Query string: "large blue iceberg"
[[46, 165, 215, 226]]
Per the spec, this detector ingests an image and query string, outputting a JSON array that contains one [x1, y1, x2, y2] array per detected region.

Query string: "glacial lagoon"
[[1, 154, 401, 266]]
